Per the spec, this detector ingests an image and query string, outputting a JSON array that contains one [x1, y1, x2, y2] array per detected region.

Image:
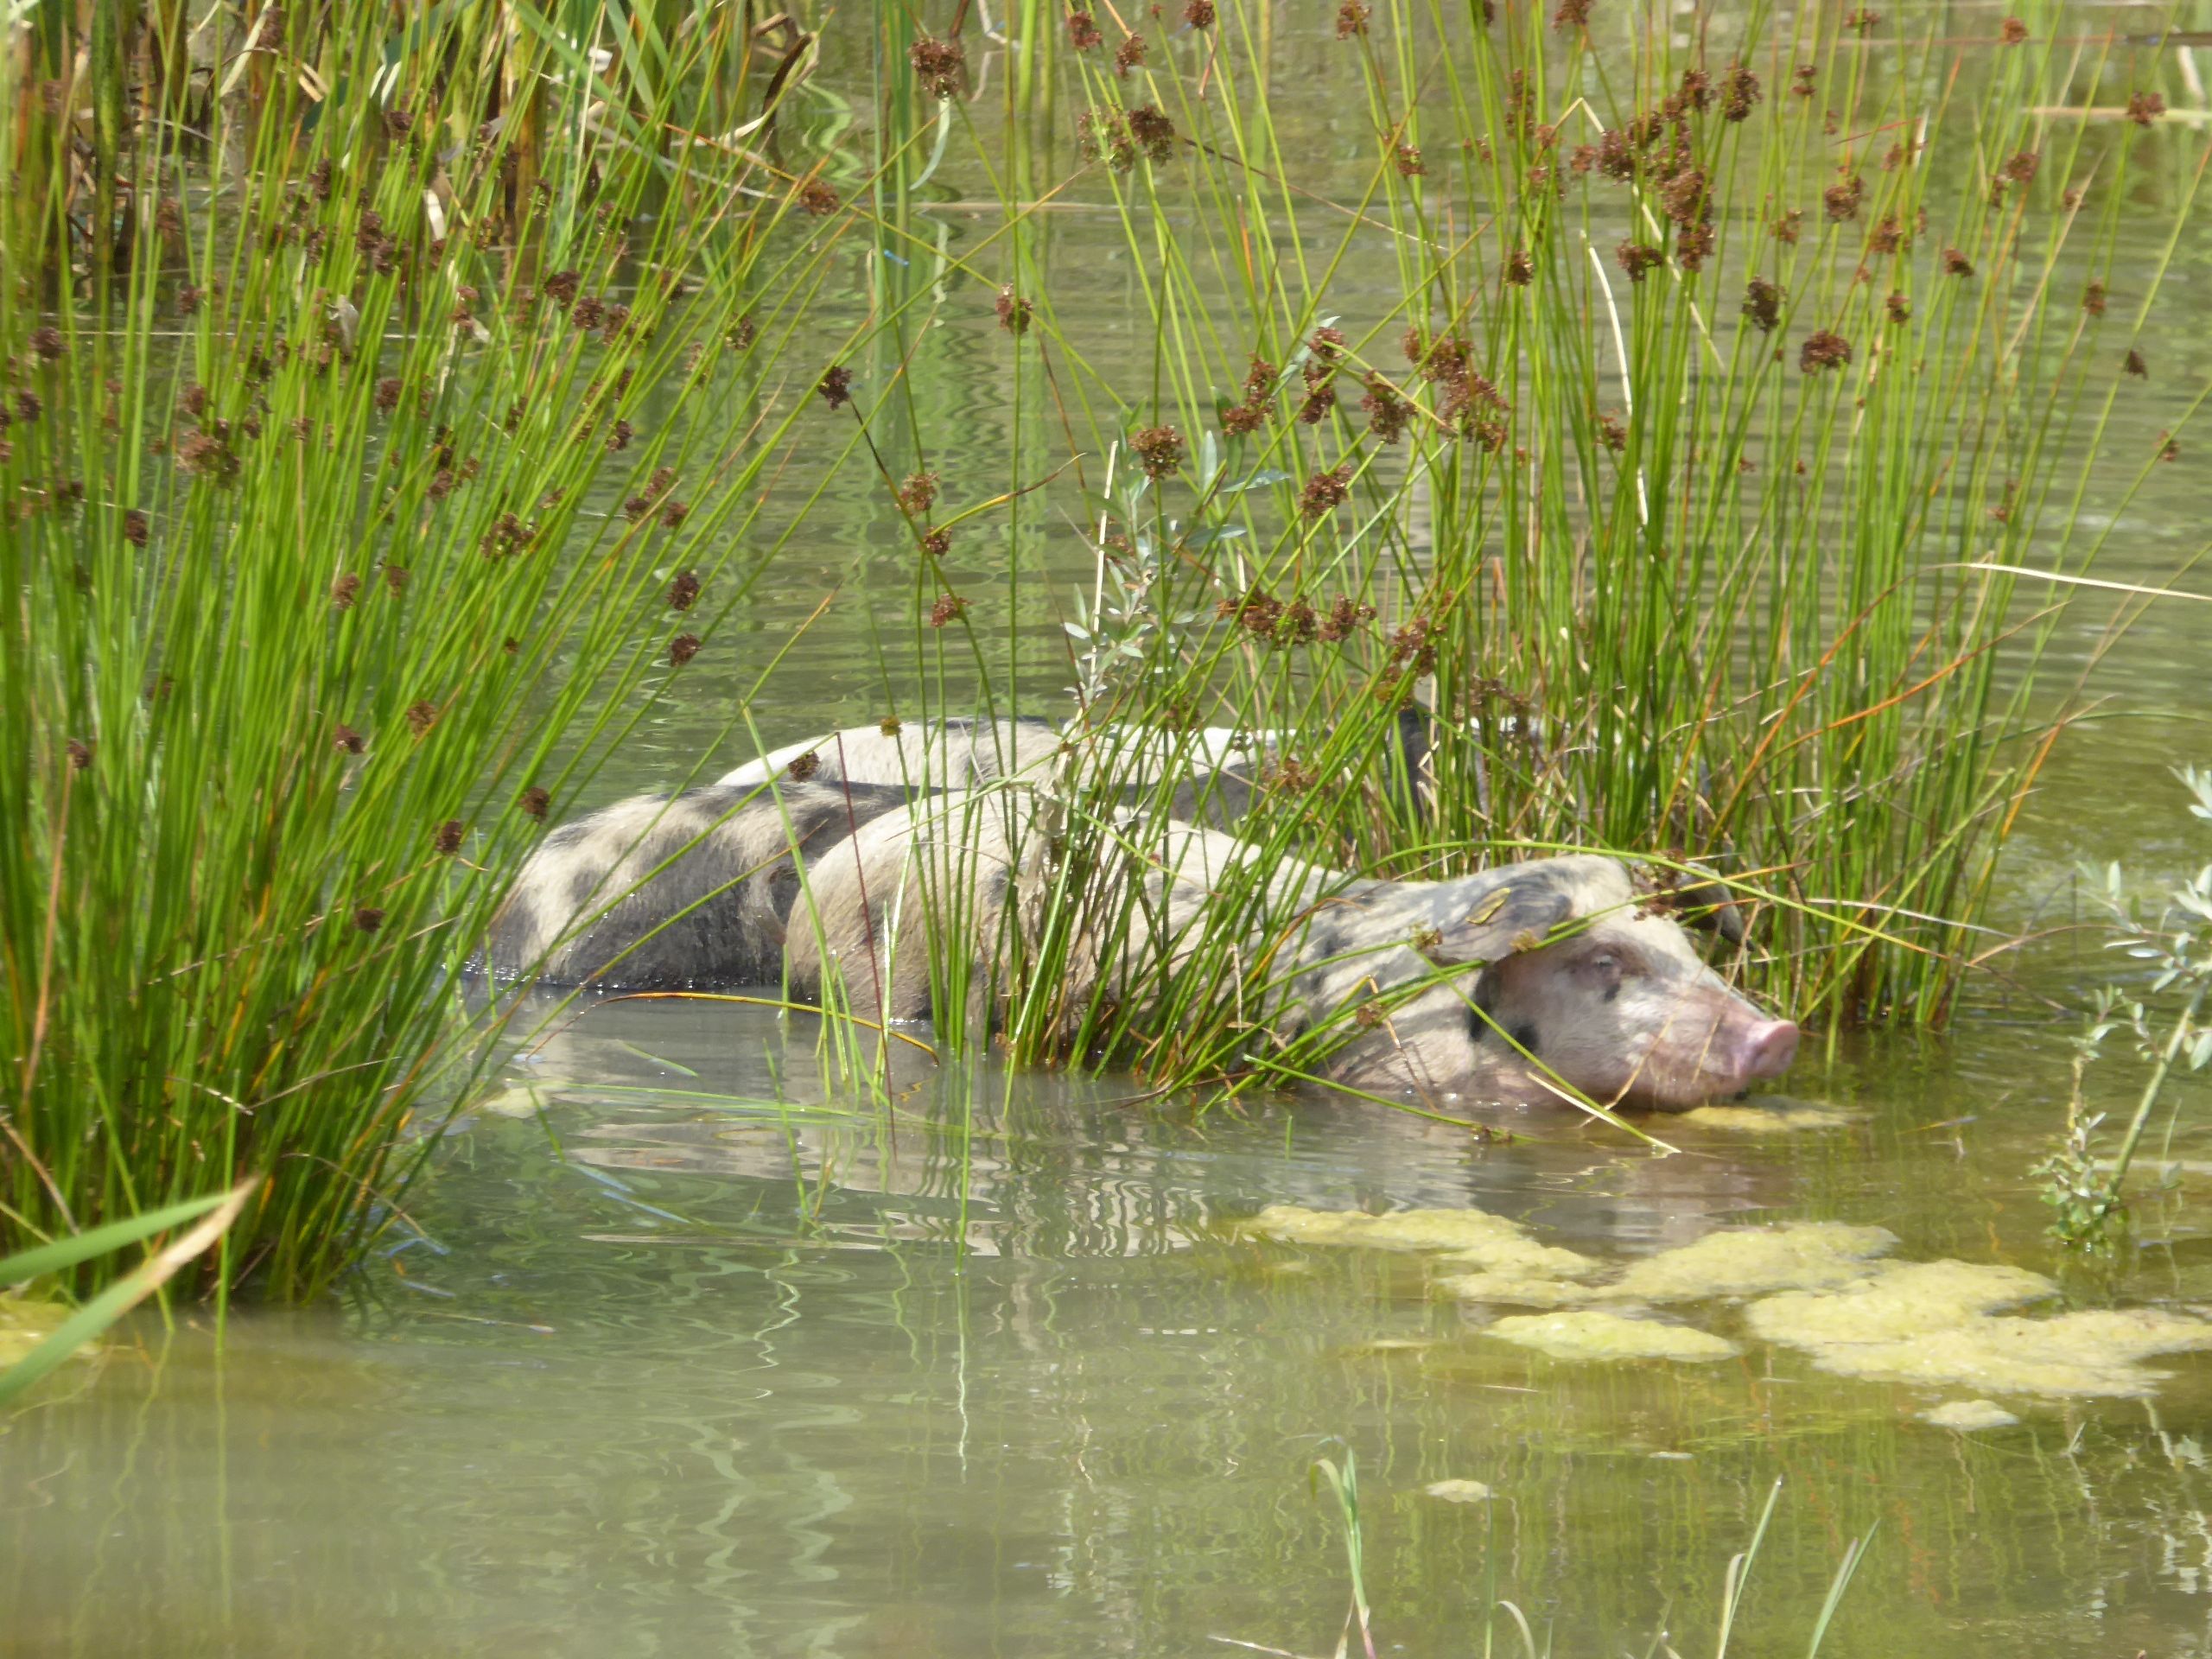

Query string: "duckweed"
[[1745, 1260, 2057, 1345], [1677, 1104, 1858, 1133], [0, 1300, 73, 1369]]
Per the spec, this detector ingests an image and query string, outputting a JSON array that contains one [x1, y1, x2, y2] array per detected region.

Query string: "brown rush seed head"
[[1790, 63, 1816, 98], [909, 35, 966, 99], [66, 738, 92, 771], [435, 818, 465, 855], [2000, 16, 2028, 41], [879, 715, 903, 736], [383, 565, 410, 595], [1126, 105, 1176, 162], [1066, 9, 1103, 48], [1114, 32, 1147, 75], [175, 429, 238, 483], [122, 509, 149, 546], [1942, 247, 1974, 277], [177, 284, 204, 315], [668, 633, 702, 666], [29, 326, 65, 361], [1799, 329, 1853, 372], [921, 526, 953, 557], [2125, 348, 2148, 378], [623, 494, 654, 523], [334, 723, 365, 754], [1597, 410, 1627, 452], [1886, 292, 1912, 324], [428, 467, 458, 501], [1078, 108, 1137, 170], [1504, 248, 1534, 286], [607, 419, 634, 452], [1334, 0, 1370, 37], [1677, 67, 1713, 111], [331, 572, 363, 610], [2082, 280, 2107, 316], [1243, 357, 1278, 403], [927, 593, 969, 628], [13, 391, 38, 423], [405, 701, 438, 736], [543, 270, 582, 307], [518, 785, 550, 820], [668, 569, 702, 611], [2126, 91, 2166, 126], [1308, 325, 1348, 365], [1299, 464, 1351, 518], [1184, 0, 1215, 25], [353, 906, 385, 934], [1129, 423, 1185, 478], [896, 471, 940, 514], [1317, 594, 1376, 642], [787, 751, 822, 781], [1707, 60, 1760, 119], [800, 180, 840, 216], [1550, 0, 1589, 29], [480, 512, 535, 556], [1395, 143, 1425, 177], [1354, 1001, 1385, 1029], [1297, 382, 1337, 423], [725, 315, 758, 353], [1615, 240, 1663, 283], [374, 376, 402, 412], [1221, 402, 1266, 436], [1846, 7, 1879, 29], [1770, 209, 1803, 245], [817, 365, 855, 410], [1742, 276, 1783, 332], [1822, 175, 1863, 221], [2159, 433, 2181, 462], [1659, 165, 1707, 226], [995, 284, 1033, 334], [1360, 373, 1410, 442], [569, 296, 607, 332], [2002, 149, 2040, 184], [1868, 213, 1904, 255], [658, 499, 690, 530]]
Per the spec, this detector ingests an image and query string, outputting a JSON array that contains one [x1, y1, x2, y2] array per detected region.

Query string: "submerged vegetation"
[[0, 0, 2205, 1302]]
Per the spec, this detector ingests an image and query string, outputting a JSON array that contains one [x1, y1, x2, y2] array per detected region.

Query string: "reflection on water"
[[5, 994, 2212, 1657]]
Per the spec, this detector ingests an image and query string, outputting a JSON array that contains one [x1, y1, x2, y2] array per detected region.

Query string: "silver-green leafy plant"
[[2039, 768, 2212, 1249]]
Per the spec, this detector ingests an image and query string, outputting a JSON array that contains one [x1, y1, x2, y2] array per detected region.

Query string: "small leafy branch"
[[2039, 768, 2212, 1250]]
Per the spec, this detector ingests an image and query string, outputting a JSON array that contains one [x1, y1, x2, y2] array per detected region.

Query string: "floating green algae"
[[1746, 1259, 2057, 1346], [0, 1300, 73, 1369], [1245, 1204, 1600, 1279], [1920, 1400, 2019, 1430], [1433, 1270, 1609, 1307], [1484, 1310, 1741, 1363], [1423, 1478, 1494, 1502], [1676, 1104, 1857, 1134], [1748, 1262, 2212, 1397], [1611, 1222, 1899, 1302]]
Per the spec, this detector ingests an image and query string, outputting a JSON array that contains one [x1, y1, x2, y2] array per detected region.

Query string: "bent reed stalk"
[[2, 0, 2200, 1294]]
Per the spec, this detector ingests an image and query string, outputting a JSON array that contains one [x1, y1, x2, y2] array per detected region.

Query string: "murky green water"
[[9, 10, 2212, 1656]]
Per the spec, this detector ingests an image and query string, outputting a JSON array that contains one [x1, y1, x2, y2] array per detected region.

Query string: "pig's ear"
[[1666, 861, 1749, 945], [1414, 876, 1576, 968]]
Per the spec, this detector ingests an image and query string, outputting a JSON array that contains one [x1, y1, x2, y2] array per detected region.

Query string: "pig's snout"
[[1736, 1017, 1800, 1081]]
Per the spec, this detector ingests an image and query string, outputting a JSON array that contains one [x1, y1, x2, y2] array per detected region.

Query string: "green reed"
[[831, 0, 2207, 1093], [0, 2, 906, 1295]]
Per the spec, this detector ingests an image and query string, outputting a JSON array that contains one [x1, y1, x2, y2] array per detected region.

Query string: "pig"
[[489, 722, 1798, 1111], [780, 791, 1796, 1112]]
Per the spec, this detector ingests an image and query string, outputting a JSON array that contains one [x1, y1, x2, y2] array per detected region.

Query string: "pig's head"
[[1305, 855, 1799, 1112]]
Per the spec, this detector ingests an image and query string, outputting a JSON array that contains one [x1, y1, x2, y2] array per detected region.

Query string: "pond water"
[[9, 9, 2212, 1656]]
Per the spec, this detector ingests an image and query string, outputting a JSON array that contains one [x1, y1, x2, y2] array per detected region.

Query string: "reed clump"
[[0, 3, 899, 1296]]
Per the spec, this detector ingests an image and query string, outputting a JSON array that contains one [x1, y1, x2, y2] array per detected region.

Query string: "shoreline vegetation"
[[1, 0, 2203, 1313]]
